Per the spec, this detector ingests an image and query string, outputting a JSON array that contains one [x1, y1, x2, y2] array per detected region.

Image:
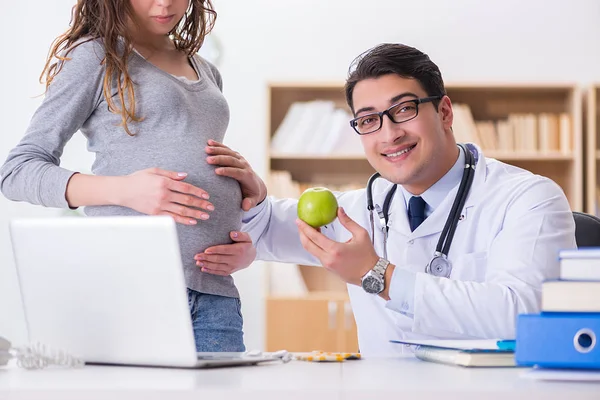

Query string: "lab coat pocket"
[[451, 251, 487, 282]]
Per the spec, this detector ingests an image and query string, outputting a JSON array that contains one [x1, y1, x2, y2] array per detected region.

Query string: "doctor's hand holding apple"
[[296, 188, 380, 287]]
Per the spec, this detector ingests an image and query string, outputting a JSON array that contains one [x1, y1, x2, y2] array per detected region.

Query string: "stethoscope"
[[366, 144, 476, 278]]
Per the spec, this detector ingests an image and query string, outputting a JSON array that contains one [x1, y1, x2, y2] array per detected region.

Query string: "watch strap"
[[372, 257, 390, 278]]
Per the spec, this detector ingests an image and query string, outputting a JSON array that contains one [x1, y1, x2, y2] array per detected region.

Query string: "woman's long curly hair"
[[40, 0, 216, 135]]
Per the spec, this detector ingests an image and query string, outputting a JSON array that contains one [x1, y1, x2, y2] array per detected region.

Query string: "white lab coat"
[[242, 145, 576, 357]]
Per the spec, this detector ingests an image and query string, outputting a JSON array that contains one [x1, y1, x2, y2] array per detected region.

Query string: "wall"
[[1, 0, 599, 350]]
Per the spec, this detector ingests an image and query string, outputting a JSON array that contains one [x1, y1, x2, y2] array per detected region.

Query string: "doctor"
[[200, 43, 577, 357]]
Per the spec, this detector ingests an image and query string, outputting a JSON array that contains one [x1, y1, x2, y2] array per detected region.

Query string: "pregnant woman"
[[0, 0, 254, 352]]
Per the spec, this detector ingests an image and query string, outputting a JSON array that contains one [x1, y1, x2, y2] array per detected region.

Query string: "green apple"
[[297, 187, 339, 228]]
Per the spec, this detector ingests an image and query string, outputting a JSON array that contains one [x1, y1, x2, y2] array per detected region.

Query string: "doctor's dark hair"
[[344, 43, 446, 114]]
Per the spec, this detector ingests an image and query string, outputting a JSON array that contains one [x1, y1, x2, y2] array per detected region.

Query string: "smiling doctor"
[[200, 43, 577, 357]]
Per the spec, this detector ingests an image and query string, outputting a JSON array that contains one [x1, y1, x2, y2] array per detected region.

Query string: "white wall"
[[2, 0, 600, 350]]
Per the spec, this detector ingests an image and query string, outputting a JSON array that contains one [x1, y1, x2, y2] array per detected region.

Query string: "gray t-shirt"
[[0, 39, 243, 298]]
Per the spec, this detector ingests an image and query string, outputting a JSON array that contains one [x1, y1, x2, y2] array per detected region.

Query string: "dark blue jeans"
[[187, 289, 245, 352]]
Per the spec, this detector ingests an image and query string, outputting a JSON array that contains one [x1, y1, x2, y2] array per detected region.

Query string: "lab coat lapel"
[[369, 179, 409, 238], [386, 189, 410, 237], [370, 178, 413, 238]]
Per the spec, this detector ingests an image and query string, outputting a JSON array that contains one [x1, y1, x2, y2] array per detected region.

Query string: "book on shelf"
[[452, 103, 571, 154], [270, 100, 361, 155], [538, 113, 561, 153]]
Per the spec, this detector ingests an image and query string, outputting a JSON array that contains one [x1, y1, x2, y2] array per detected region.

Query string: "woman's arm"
[[0, 39, 105, 208]]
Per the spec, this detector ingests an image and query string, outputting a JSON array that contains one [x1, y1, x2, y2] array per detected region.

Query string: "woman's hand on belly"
[[194, 231, 256, 276], [117, 167, 214, 225], [205, 140, 267, 211]]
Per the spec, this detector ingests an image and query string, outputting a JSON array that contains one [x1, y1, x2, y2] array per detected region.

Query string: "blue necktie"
[[408, 196, 427, 232]]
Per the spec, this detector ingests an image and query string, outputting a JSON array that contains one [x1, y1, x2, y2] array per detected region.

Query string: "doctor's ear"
[[438, 96, 453, 130]]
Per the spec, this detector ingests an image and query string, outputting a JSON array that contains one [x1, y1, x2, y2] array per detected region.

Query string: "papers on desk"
[[522, 367, 600, 381], [391, 339, 516, 368]]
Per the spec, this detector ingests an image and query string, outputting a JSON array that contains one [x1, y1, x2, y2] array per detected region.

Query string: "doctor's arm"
[[385, 179, 576, 339]]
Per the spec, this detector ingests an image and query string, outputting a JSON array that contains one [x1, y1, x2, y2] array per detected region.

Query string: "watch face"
[[362, 275, 383, 294]]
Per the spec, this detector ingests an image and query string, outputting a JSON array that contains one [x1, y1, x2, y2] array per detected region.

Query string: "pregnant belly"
[[84, 173, 243, 266], [179, 172, 243, 253]]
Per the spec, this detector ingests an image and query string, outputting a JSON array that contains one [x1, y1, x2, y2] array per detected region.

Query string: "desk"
[[1, 356, 599, 400]]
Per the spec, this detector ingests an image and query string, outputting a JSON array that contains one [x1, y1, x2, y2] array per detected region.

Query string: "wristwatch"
[[361, 257, 390, 294]]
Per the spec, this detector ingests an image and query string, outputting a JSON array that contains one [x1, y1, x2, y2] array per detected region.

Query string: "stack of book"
[[515, 248, 600, 369], [452, 103, 572, 154]]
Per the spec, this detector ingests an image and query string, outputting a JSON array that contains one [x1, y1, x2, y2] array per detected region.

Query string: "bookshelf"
[[268, 83, 583, 210], [446, 84, 583, 212], [585, 85, 599, 215], [264, 82, 584, 352]]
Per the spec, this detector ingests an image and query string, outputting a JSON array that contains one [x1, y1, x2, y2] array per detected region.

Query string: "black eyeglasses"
[[349, 96, 442, 135]]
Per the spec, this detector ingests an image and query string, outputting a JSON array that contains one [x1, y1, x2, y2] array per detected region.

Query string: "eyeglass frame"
[[349, 95, 443, 135]]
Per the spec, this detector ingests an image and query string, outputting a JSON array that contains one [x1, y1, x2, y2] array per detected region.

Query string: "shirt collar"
[[399, 146, 465, 215]]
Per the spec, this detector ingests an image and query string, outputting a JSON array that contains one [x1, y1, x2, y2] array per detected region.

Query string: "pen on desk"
[[496, 340, 516, 351]]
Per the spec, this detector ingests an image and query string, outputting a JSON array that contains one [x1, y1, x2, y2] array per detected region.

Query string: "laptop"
[[9, 215, 280, 368]]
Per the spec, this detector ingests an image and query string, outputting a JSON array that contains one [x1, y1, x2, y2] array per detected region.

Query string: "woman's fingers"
[[206, 154, 245, 168], [168, 192, 214, 213], [159, 211, 198, 226], [168, 180, 210, 200], [196, 254, 235, 276]]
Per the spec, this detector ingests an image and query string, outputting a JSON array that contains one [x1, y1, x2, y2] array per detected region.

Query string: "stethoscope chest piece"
[[425, 252, 452, 278]]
